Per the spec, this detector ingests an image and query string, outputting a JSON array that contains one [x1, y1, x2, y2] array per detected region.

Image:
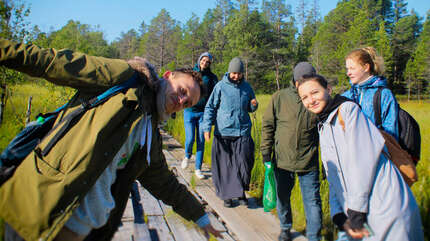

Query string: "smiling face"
[[164, 72, 201, 114], [346, 58, 371, 85], [199, 56, 211, 70], [229, 72, 243, 82], [297, 79, 331, 114]]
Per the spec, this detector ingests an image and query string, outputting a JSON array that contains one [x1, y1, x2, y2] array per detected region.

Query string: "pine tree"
[[140, 9, 179, 71], [405, 11, 430, 100], [391, 10, 422, 92]]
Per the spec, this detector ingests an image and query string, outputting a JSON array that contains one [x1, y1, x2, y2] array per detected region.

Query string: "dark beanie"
[[293, 62, 316, 82], [228, 57, 244, 73]]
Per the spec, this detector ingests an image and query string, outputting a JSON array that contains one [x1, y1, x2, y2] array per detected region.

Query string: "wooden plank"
[[147, 216, 175, 241], [112, 221, 133, 241], [133, 223, 152, 241], [122, 197, 135, 222], [160, 204, 210, 241], [138, 185, 164, 216]]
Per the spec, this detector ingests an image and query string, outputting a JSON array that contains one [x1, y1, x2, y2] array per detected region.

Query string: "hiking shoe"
[[278, 229, 292, 241], [223, 199, 233, 208], [195, 169, 204, 179], [238, 196, 248, 206], [181, 157, 190, 169]]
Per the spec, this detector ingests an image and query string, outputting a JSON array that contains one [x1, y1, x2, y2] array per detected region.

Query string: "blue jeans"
[[274, 167, 322, 241], [183, 109, 205, 170]]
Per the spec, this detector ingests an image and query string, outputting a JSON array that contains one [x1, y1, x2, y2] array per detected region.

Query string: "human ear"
[[364, 63, 370, 73], [328, 85, 333, 95]]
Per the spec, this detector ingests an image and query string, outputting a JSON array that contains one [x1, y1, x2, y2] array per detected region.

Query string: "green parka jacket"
[[260, 85, 319, 172], [0, 39, 205, 241]]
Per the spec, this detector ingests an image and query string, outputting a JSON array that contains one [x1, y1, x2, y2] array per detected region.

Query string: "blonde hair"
[[346, 47, 385, 75]]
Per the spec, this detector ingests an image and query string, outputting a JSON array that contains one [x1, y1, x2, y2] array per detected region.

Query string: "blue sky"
[[26, 0, 429, 43]]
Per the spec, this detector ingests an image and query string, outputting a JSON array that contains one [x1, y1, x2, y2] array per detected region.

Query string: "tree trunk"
[[26, 96, 32, 124], [0, 83, 6, 125], [407, 77, 411, 101]]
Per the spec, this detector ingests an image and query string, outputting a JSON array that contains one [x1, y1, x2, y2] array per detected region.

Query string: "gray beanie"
[[293, 62, 316, 82], [228, 57, 244, 73]]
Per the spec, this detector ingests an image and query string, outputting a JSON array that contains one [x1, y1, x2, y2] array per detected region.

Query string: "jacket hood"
[[349, 75, 387, 90], [222, 72, 243, 85], [127, 57, 160, 91], [193, 63, 212, 73]]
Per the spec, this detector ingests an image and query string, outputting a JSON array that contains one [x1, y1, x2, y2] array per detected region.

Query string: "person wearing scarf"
[[296, 74, 423, 241]]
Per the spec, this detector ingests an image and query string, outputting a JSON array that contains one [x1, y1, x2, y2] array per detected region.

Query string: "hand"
[[251, 98, 258, 107], [202, 224, 223, 239], [343, 220, 370, 239], [204, 132, 211, 142]]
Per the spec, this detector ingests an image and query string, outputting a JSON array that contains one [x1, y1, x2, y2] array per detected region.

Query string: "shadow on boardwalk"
[[113, 130, 307, 241]]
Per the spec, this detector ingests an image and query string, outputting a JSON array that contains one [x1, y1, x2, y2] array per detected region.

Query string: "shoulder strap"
[[337, 108, 345, 131], [373, 87, 383, 128], [41, 73, 139, 156]]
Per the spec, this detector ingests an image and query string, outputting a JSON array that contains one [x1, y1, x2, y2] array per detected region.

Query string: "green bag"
[[263, 162, 277, 212]]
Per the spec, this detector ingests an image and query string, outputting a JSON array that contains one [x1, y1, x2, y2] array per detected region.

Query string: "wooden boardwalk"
[[113, 130, 307, 241]]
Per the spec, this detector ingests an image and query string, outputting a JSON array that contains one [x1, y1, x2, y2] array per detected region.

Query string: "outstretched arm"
[[0, 39, 134, 93]]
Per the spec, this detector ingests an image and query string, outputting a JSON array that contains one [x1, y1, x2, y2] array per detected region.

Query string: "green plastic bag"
[[263, 162, 277, 212]]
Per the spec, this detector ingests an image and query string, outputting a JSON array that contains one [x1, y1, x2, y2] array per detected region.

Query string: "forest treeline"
[[1, 0, 429, 97]]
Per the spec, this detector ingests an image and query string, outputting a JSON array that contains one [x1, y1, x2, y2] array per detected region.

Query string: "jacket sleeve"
[[0, 39, 134, 94], [380, 88, 399, 140], [248, 85, 258, 112], [260, 92, 278, 160], [329, 181, 345, 218], [137, 130, 205, 222], [201, 84, 221, 133], [340, 103, 385, 213]]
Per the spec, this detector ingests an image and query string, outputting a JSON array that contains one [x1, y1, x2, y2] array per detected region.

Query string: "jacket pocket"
[[33, 149, 64, 177]]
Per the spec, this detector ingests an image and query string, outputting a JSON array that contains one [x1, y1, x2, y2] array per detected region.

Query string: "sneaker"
[[223, 199, 233, 208], [195, 169, 204, 179], [238, 196, 248, 206], [278, 229, 292, 241], [181, 157, 190, 169]]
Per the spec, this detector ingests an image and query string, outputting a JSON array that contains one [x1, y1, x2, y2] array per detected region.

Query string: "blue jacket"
[[202, 73, 258, 137], [186, 63, 218, 113], [342, 76, 399, 139]]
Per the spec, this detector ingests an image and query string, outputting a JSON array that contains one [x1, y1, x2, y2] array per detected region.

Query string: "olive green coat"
[[260, 85, 319, 172], [0, 39, 205, 241]]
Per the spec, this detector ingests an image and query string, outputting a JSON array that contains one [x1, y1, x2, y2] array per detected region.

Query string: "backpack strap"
[[41, 73, 139, 156], [373, 87, 384, 129], [337, 108, 345, 131]]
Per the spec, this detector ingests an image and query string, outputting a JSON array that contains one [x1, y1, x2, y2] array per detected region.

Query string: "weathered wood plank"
[[138, 186, 164, 216], [122, 197, 135, 222], [195, 185, 273, 240], [160, 204, 210, 241], [133, 223, 152, 241], [111, 221, 133, 241], [147, 216, 175, 241]]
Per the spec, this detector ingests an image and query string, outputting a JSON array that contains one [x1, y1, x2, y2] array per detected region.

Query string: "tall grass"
[[165, 94, 430, 240], [0, 82, 74, 241]]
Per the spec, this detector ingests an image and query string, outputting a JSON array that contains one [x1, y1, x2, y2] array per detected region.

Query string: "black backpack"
[[0, 74, 139, 186], [373, 87, 421, 164]]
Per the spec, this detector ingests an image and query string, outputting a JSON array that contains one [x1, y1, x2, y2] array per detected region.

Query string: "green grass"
[[165, 94, 430, 241]]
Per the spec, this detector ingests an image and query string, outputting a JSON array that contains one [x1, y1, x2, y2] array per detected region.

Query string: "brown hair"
[[346, 47, 385, 75], [172, 68, 206, 98], [296, 74, 329, 89]]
